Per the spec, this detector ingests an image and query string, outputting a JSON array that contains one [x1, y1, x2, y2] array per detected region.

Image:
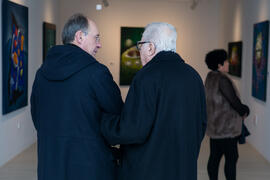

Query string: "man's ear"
[[74, 30, 84, 45], [148, 43, 156, 56]]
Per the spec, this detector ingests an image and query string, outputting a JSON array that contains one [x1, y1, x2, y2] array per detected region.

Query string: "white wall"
[[59, 0, 220, 99], [220, 0, 270, 162], [0, 0, 59, 167]]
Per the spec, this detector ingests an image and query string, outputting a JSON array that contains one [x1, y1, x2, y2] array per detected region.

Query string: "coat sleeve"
[[30, 73, 39, 131], [101, 75, 158, 145], [90, 65, 124, 114], [200, 86, 207, 145], [195, 76, 207, 157]]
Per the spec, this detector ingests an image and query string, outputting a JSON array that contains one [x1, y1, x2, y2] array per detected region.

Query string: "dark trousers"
[[207, 137, 239, 180]]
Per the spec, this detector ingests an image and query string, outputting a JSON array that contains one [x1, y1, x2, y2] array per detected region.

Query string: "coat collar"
[[144, 51, 184, 68]]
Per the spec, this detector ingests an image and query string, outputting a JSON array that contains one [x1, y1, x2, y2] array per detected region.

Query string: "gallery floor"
[[0, 137, 270, 180]]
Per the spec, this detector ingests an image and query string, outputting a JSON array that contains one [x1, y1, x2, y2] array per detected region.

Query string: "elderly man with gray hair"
[[101, 22, 207, 180]]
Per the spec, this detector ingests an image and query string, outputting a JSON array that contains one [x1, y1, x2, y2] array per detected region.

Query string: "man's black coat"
[[102, 51, 207, 180], [31, 44, 123, 180]]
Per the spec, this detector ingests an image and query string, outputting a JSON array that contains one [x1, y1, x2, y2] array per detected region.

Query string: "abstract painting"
[[252, 20, 269, 102], [2, 1, 28, 114], [228, 41, 242, 77], [120, 27, 144, 85], [43, 22, 56, 61]]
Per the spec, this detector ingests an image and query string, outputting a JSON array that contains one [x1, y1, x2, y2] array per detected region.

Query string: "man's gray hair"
[[62, 13, 89, 45], [143, 22, 177, 53]]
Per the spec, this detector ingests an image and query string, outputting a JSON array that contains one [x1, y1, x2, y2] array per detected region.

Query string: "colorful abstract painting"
[[43, 22, 56, 62], [252, 21, 269, 102], [2, 1, 28, 114], [120, 27, 144, 85], [228, 41, 242, 77]]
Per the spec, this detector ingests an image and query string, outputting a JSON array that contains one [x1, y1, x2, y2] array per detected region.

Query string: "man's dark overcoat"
[[31, 44, 123, 180], [102, 51, 207, 180]]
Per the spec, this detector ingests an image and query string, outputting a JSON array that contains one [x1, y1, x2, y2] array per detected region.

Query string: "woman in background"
[[204, 49, 249, 180]]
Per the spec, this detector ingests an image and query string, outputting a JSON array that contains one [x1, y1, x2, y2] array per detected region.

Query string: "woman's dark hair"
[[205, 49, 227, 71], [62, 13, 89, 45]]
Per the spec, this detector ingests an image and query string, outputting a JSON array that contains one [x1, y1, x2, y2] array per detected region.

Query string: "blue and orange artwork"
[[252, 21, 269, 102], [2, 1, 28, 114]]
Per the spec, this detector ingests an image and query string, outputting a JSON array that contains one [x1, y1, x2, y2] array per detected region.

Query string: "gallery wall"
[[59, 0, 221, 99], [219, 0, 270, 162], [0, 0, 59, 166], [1, 0, 269, 168]]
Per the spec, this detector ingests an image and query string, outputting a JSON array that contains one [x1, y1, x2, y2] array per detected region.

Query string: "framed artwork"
[[2, 1, 28, 114], [252, 20, 269, 102], [120, 27, 144, 85], [43, 22, 56, 61], [228, 41, 242, 77]]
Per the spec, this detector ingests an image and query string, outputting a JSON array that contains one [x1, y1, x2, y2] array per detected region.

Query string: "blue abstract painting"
[[252, 20, 269, 102], [2, 1, 28, 114]]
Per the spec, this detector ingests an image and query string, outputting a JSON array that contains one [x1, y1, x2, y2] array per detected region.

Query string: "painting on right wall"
[[252, 20, 269, 102]]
